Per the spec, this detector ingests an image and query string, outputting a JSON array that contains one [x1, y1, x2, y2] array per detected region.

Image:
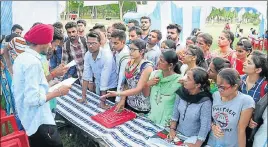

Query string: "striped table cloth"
[[56, 84, 164, 147]]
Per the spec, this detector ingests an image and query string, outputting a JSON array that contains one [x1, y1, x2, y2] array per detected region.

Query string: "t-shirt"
[[207, 91, 255, 147]]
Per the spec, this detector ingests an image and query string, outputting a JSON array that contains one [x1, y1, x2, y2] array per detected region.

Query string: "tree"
[[119, 1, 124, 20]]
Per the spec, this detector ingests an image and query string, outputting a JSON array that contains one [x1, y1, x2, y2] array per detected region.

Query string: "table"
[[56, 84, 165, 147]]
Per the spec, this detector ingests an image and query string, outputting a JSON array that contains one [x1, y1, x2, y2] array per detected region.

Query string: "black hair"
[[239, 29, 243, 33], [236, 40, 252, 52], [190, 67, 211, 93], [128, 19, 139, 26], [111, 29, 126, 41], [186, 36, 197, 44], [87, 31, 101, 42], [197, 33, 213, 46], [167, 24, 182, 34], [11, 24, 23, 32], [31, 22, 43, 28], [218, 68, 241, 87], [112, 22, 126, 32], [162, 49, 182, 74], [53, 22, 63, 29], [191, 28, 200, 36], [239, 37, 249, 42], [252, 30, 256, 35], [77, 19, 87, 26], [188, 45, 208, 70], [250, 50, 268, 78], [53, 27, 64, 42], [93, 24, 106, 32], [128, 26, 142, 36], [140, 16, 151, 23], [131, 38, 146, 51], [65, 22, 77, 30], [162, 39, 176, 49], [151, 30, 162, 41], [211, 57, 231, 73], [222, 30, 234, 49], [5, 33, 20, 42]]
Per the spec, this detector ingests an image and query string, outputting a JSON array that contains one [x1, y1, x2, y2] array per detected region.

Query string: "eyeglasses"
[[86, 42, 98, 46], [129, 47, 139, 52], [216, 84, 232, 92]]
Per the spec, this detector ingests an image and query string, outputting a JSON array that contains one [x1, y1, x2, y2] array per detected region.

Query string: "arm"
[[82, 52, 94, 94], [143, 71, 156, 97], [194, 101, 212, 147], [168, 96, 180, 140], [24, 63, 61, 106], [238, 108, 254, 147], [119, 66, 153, 97], [3, 45, 13, 74], [61, 43, 69, 64]]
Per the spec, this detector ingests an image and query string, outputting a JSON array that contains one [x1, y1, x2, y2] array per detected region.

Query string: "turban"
[[24, 24, 54, 45]]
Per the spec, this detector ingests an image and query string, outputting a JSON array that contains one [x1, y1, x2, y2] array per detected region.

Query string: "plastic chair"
[[0, 115, 30, 147], [1, 138, 22, 147]]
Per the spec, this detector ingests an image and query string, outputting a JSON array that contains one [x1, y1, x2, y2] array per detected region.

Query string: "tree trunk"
[[119, 1, 124, 20]]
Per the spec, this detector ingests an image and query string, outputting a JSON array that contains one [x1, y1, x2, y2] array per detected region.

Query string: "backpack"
[[260, 80, 267, 98], [65, 36, 88, 62]]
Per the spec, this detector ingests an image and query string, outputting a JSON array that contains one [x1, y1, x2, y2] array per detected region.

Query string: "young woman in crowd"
[[101, 39, 153, 114], [181, 45, 208, 76], [241, 50, 268, 102], [160, 39, 176, 51], [207, 57, 231, 94], [216, 30, 236, 65], [207, 68, 255, 147], [233, 40, 252, 75], [196, 33, 214, 65], [143, 49, 182, 126], [168, 67, 212, 147], [186, 36, 197, 49]]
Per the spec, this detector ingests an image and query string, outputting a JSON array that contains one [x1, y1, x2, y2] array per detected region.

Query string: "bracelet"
[[117, 91, 121, 97], [50, 71, 56, 78]]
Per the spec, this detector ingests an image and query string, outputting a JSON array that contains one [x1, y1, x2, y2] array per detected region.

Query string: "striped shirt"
[[240, 75, 268, 102], [7, 37, 27, 54], [61, 37, 87, 82]]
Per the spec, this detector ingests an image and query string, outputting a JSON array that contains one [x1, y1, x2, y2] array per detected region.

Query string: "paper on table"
[[66, 60, 76, 68], [49, 77, 78, 92]]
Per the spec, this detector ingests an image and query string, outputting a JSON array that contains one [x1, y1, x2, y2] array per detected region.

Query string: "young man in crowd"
[[4, 24, 24, 42], [12, 24, 71, 147], [61, 22, 88, 83], [92, 24, 110, 51], [111, 22, 127, 32], [127, 19, 139, 29], [127, 26, 142, 45], [144, 30, 162, 68], [110, 29, 130, 102], [166, 24, 184, 51], [79, 31, 117, 108], [140, 16, 151, 42], [77, 19, 87, 37]]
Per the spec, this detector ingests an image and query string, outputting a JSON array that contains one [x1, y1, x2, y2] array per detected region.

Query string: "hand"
[[249, 118, 258, 129], [147, 77, 160, 87], [100, 91, 117, 99], [114, 100, 125, 113], [178, 78, 186, 84], [77, 96, 87, 104], [99, 101, 111, 110], [168, 129, 176, 141], [58, 85, 72, 96], [8, 66, 13, 75], [212, 124, 224, 138], [52, 63, 69, 77], [184, 143, 197, 147]]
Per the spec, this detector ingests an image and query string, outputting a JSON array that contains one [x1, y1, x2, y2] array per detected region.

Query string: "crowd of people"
[[0, 16, 267, 147]]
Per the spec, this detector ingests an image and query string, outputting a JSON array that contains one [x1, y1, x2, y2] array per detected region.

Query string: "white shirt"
[[115, 45, 130, 102]]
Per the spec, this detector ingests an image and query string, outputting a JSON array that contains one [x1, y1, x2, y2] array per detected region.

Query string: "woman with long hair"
[[234, 40, 252, 75], [207, 68, 255, 147], [168, 67, 212, 147], [144, 49, 182, 126], [101, 39, 153, 114]]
